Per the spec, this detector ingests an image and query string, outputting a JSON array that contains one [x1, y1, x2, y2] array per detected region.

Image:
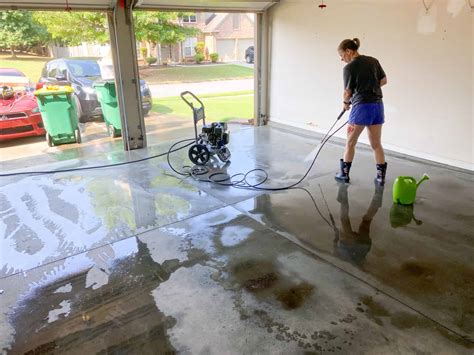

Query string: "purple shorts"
[[349, 103, 385, 126]]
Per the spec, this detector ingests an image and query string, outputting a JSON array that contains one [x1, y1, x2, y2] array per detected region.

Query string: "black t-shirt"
[[343, 55, 386, 106]]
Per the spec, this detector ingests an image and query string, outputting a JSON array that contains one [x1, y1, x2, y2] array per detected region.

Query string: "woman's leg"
[[366, 124, 385, 164], [344, 124, 365, 162]]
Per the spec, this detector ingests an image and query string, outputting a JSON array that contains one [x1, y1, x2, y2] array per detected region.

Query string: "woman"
[[335, 38, 388, 186]]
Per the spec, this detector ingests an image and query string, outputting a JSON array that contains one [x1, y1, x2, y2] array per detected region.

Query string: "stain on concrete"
[[244, 272, 279, 292], [275, 282, 314, 310], [400, 258, 435, 278], [360, 295, 390, 326]]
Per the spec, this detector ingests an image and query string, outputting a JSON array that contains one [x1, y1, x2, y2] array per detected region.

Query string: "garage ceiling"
[[0, 0, 278, 11]]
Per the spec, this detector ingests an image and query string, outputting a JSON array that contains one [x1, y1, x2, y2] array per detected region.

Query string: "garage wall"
[[268, 0, 473, 170]]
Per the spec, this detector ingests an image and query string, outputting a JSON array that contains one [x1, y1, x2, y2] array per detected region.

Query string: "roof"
[[203, 12, 254, 32]]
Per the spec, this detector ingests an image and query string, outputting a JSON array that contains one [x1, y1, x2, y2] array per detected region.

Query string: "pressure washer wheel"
[[217, 146, 231, 162], [188, 144, 210, 165]]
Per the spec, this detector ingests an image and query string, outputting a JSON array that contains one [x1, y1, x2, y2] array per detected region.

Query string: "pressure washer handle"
[[180, 91, 204, 110], [337, 110, 346, 120]]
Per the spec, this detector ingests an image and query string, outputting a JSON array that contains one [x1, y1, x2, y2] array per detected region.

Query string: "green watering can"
[[392, 174, 429, 205]]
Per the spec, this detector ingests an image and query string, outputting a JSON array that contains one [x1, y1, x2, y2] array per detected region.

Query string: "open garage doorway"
[[0, 9, 256, 172], [0, 9, 131, 171], [136, 11, 255, 146]]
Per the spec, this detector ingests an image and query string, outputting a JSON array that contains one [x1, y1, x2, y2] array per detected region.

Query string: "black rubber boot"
[[375, 162, 387, 186], [335, 159, 352, 183]]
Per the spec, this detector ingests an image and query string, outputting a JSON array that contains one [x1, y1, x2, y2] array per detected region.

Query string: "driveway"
[[228, 60, 254, 69], [149, 79, 254, 98]]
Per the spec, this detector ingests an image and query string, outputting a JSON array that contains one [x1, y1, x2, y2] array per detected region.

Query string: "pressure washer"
[[167, 91, 348, 191], [180, 91, 231, 165]]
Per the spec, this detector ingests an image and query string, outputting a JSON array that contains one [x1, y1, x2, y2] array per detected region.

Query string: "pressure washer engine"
[[180, 91, 231, 165]]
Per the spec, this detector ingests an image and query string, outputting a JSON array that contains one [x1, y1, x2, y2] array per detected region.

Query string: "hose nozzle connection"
[[337, 110, 346, 120]]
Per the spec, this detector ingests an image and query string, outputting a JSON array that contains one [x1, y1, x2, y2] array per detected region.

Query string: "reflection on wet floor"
[[332, 183, 383, 266], [235, 174, 474, 342], [3, 206, 473, 353], [1, 125, 473, 353]]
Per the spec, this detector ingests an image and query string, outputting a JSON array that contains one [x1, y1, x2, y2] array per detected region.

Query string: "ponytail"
[[338, 38, 360, 51]]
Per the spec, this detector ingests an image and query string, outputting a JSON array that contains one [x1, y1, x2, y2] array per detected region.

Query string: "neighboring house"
[[160, 12, 255, 63]]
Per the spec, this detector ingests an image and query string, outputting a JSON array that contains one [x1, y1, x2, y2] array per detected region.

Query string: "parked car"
[[37, 57, 152, 123], [0, 68, 45, 141], [245, 46, 254, 63]]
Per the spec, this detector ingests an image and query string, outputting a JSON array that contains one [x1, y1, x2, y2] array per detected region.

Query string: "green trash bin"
[[34, 85, 81, 147], [93, 80, 122, 138]]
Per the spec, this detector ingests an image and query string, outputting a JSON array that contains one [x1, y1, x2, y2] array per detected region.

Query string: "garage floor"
[[0, 124, 473, 354]]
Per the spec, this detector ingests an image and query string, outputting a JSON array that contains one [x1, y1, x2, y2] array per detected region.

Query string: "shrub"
[[145, 57, 157, 65], [194, 42, 205, 55], [140, 47, 147, 58], [210, 52, 219, 63], [194, 53, 205, 64]]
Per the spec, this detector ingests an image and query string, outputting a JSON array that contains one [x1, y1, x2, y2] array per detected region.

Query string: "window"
[[58, 62, 68, 77], [183, 37, 198, 57], [232, 14, 241, 30], [66, 60, 101, 77], [47, 63, 58, 78], [182, 14, 197, 23]]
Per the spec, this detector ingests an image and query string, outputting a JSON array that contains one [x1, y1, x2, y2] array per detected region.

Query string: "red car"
[[0, 68, 45, 141]]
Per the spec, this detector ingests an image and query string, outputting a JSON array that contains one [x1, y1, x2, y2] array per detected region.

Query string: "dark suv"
[[245, 46, 254, 63], [38, 57, 152, 122]]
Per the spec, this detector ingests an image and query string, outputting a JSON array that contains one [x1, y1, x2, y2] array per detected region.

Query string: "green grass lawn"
[[0, 54, 253, 84], [152, 91, 254, 122], [140, 64, 254, 84], [0, 54, 49, 82]]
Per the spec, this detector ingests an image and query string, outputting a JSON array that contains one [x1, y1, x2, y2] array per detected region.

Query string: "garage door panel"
[[137, 0, 278, 12], [216, 39, 236, 62], [237, 39, 254, 61], [0, 0, 278, 12], [0, 0, 112, 10]]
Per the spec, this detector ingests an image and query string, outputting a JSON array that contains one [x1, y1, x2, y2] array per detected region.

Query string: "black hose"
[[166, 112, 348, 192], [0, 138, 196, 177]]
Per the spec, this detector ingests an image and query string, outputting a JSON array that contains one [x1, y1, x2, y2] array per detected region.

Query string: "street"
[[149, 78, 254, 98]]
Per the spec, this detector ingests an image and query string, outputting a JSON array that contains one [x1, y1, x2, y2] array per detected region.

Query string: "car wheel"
[[46, 133, 54, 147], [73, 95, 86, 123], [74, 128, 82, 144], [142, 109, 150, 117], [246, 55, 252, 64]]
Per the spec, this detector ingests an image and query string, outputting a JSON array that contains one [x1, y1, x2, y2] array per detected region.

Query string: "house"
[[160, 12, 255, 63]]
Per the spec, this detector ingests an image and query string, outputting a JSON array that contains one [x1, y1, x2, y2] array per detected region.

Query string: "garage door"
[[216, 39, 236, 62], [0, 0, 278, 11], [237, 39, 254, 61], [0, 0, 112, 9], [137, 1, 278, 12]]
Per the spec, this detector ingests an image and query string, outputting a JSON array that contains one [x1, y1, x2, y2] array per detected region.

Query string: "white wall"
[[268, 0, 473, 170]]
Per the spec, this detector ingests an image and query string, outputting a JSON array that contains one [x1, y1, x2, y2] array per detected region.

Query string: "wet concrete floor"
[[1, 124, 473, 354]]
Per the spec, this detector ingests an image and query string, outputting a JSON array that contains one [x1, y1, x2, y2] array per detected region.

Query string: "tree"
[[0, 11, 49, 57], [133, 12, 198, 61], [33, 12, 108, 46], [134, 12, 197, 44]]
